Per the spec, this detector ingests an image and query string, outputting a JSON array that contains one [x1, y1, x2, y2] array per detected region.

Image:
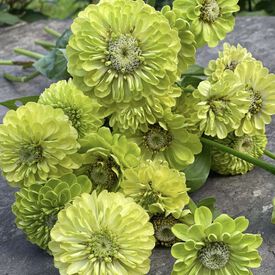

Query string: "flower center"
[[209, 98, 228, 115], [107, 34, 142, 74], [88, 156, 121, 191], [247, 88, 263, 115], [225, 60, 238, 71], [63, 106, 82, 132], [143, 124, 173, 153], [200, 0, 220, 23], [19, 144, 43, 165], [87, 231, 119, 263], [198, 242, 230, 270], [151, 214, 178, 247]]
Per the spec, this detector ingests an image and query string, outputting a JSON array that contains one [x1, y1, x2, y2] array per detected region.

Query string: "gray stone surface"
[[0, 16, 275, 275]]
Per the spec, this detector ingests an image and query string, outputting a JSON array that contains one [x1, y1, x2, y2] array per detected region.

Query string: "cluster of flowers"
[[0, 0, 272, 274]]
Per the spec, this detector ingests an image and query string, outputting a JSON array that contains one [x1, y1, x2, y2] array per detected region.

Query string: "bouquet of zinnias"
[[1, 0, 275, 274]]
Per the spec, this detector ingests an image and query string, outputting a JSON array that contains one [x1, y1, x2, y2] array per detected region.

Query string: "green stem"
[[0, 60, 13, 65], [14, 48, 43, 60], [4, 71, 40, 83], [188, 198, 198, 214], [201, 137, 275, 175], [35, 40, 55, 50], [44, 27, 61, 38], [0, 60, 33, 68], [264, 150, 275, 160]]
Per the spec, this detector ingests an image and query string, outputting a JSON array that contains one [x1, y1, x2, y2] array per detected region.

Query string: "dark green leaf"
[[21, 10, 48, 22], [183, 144, 211, 192], [0, 11, 21, 25], [183, 64, 205, 76], [0, 96, 39, 110], [56, 29, 72, 49], [180, 76, 203, 89]]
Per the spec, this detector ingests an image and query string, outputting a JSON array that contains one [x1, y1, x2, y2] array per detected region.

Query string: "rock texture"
[[0, 17, 275, 275]]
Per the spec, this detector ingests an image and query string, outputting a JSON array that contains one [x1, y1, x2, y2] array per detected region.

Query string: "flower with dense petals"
[[131, 112, 202, 170], [205, 43, 255, 83], [0, 102, 80, 187], [67, 0, 181, 105], [211, 133, 267, 175], [77, 127, 140, 192], [232, 61, 275, 136], [120, 160, 189, 216], [38, 80, 103, 138], [171, 206, 262, 275], [173, 0, 240, 48], [49, 191, 155, 275], [12, 174, 92, 250], [193, 75, 250, 139]]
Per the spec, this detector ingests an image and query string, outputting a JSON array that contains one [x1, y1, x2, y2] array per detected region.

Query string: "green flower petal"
[[194, 206, 213, 228]]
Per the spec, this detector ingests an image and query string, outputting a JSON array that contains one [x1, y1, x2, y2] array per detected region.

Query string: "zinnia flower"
[[205, 43, 255, 82], [171, 206, 262, 274], [38, 80, 103, 138], [211, 132, 267, 175], [0, 102, 80, 187], [77, 127, 140, 192], [193, 75, 250, 139], [12, 174, 92, 250], [173, 0, 240, 47], [66, 0, 181, 105], [49, 191, 155, 275], [120, 160, 190, 216]]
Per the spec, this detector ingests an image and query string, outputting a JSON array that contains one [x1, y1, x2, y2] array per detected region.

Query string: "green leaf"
[[55, 29, 72, 49], [180, 76, 203, 90], [0, 96, 39, 110], [0, 11, 21, 25], [183, 144, 211, 192], [197, 197, 216, 214], [183, 64, 205, 76], [33, 48, 70, 80]]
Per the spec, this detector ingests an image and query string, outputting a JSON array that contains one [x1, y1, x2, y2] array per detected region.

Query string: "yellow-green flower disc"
[[12, 174, 92, 250], [120, 160, 190, 216], [193, 76, 250, 139], [233, 60, 275, 136], [0, 102, 80, 187], [173, 0, 240, 48], [38, 80, 103, 138], [161, 5, 196, 75], [77, 127, 140, 192], [49, 191, 155, 275], [211, 132, 267, 175], [67, 0, 181, 105], [131, 112, 202, 170], [171, 206, 262, 274]]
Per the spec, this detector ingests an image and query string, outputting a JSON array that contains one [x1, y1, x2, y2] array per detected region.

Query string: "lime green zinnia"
[[49, 191, 155, 275], [173, 0, 240, 48], [120, 160, 190, 216], [171, 206, 262, 274], [38, 80, 103, 138], [232, 61, 275, 136], [211, 132, 267, 175], [205, 43, 255, 83], [0, 102, 80, 187], [12, 174, 92, 250], [193, 75, 250, 139], [77, 127, 140, 192], [67, 0, 181, 105]]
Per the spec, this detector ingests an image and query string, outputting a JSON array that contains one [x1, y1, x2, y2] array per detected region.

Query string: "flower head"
[[171, 206, 262, 274], [205, 43, 255, 82], [173, 0, 240, 47], [38, 80, 103, 138], [232, 61, 275, 136], [77, 127, 140, 192], [49, 191, 155, 275], [0, 102, 80, 187], [120, 160, 189, 216], [193, 76, 250, 139], [67, 0, 181, 105], [211, 133, 267, 175], [12, 174, 92, 250]]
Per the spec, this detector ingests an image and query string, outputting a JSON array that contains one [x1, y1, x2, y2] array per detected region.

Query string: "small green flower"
[[193, 76, 250, 139], [12, 174, 92, 250], [171, 206, 262, 274], [173, 0, 240, 47], [205, 43, 255, 82], [131, 112, 202, 170], [232, 61, 275, 136], [0, 102, 80, 187], [120, 160, 190, 216], [67, 0, 181, 105], [77, 127, 140, 192], [211, 132, 267, 175], [49, 191, 155, 275], [38, 80, 103, 138]]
